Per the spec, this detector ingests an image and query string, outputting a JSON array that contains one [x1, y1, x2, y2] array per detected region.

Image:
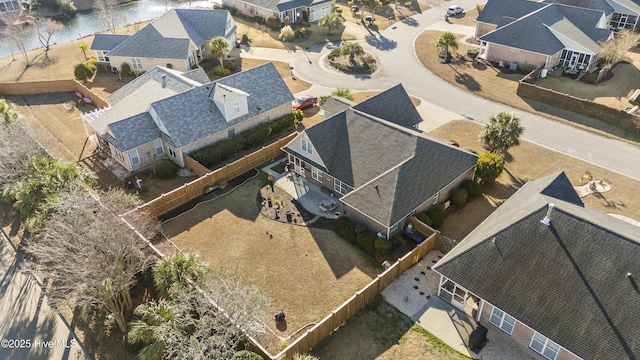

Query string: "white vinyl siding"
[[530, 332, 560, 360], [489, 307, 515, 335]]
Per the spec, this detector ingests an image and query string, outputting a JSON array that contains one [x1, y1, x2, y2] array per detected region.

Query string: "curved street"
[[283, 1, 640, 181]]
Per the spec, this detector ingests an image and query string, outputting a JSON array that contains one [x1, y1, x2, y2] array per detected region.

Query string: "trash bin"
[[540, 68, 548, 78], [235, 39, 241, 48], [509, 62, 518, 71]]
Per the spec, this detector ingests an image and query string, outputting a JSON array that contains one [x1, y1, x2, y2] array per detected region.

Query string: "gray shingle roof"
[[90, 34, 130, 51], [433, 172, 640, 360], [108, 113, 160, 151], [352, 84, 423, 129], [106, 9, 234, 59], [552, 0, 614, 16], [476, 0, 547, 25], [479, 3, 610, 55], [239, 0, 321, 12], [150, 62, 293, 149], [320, 96, 354, 117]]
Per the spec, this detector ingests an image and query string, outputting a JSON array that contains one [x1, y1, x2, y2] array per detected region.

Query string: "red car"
[[292, 95, 318, 110]]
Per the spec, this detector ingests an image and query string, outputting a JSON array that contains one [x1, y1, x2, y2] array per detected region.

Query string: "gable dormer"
[[211, 83, 249, 122]]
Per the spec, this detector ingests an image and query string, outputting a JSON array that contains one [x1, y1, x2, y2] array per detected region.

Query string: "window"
[[334, 179, 348, 195], [97, 51, 108, 62], [129, 148, 140, 165], [489, 307, 515, 334], [168, 146, 176, 158], [154, 139, 164, 155], [113, 147, 125, 162], [233, 101, 240, 113], [530, 332, 560, 360], [311, 167, 322, 182], [301, 139, 313, 155], [131, 57, 142, 70]]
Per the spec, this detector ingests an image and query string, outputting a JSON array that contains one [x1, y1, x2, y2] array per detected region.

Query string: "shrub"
[[450, 187, 468, 207], [390, 234, 403, 249], [417, 212, 432, 227], [85, 58, 98, 70], [357, 230, 377, 254], [330, 61, 373, 73], [74, 61, 94, 82], [374, 237, 393, 256], [467, 48, 479, 61], [232, 350, 263, 360], [292, 109, 303, 125], [331, 88, 354, 100], [241, 34, 250, 45], [154, 159, 179, 179], [426, 203, 445, 229], [223, 61, 236, 72], [336, 7, 343, 13], [279, 25, 295, 42], [461, 179, 482, 199], [362, 54, 376, 65], [283, 16, 290, 26], [354, 223, 368, 234], [328, 48, 341, 60], [120, 62, 132, 76], [267, 15, 280, 30], [213, 65, 231, 76], [319, 95, 330, 105], [476, 152, 504, 184], [253, 15, 264, 24], [337, 216, 357, 238]]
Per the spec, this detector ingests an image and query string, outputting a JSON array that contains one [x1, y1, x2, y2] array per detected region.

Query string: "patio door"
[[294, 158, 305, 177], [568, 53, 579, 69]]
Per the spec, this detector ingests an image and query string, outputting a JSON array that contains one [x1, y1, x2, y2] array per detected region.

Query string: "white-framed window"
[[96, 50, 108, 62], [489, 307, 516, 335], [154, 139, 164, 155], [233, 101, 240, 113], [168, 146, 176, 158], [311, 167, 322, 182], [301, 139, 313, 155], [131, 57, 142, 70], [334, 178, 348, 195], [530, 332, 560, 360], [129, 148, 140, 165], [113, 147, 125, 162]]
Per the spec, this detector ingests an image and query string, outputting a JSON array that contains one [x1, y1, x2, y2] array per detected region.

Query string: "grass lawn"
[[161, 177, 381, 354], [311, 296, 470, 360]]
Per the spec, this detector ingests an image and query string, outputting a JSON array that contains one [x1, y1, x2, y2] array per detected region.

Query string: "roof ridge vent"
[[540, 203, 555, 226]]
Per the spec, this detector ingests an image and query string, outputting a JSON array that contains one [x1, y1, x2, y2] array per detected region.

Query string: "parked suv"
[[446, 5, 463, 16]]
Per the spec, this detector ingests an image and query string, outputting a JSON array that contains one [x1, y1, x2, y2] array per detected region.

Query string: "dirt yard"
[[161, 177, 380, 353], [430, 120, 640, 242]]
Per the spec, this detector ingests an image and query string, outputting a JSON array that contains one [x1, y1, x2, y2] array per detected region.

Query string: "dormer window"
[[234, 101, 240, 113], [302, 139, 313, 154]]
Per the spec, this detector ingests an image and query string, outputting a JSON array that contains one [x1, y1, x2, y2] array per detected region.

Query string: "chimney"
[[540, 203, 555, 226], [161, 74, 166, 88]]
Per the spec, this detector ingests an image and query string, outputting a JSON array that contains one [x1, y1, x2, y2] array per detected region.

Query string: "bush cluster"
[[213, 65, 231, 76], [337, 216, 357, 238], [267, 15, 280, 30], [417, 203, 446, 229], [450, 188, 468, 207], [279, 26, 295, 42], [154, 159, 180, 179], [190, 113, 296, 168], [328, 49, 341, 60], [74, 58, 98, 82], [329, 61, 374, 74], [357, 229, 377, 254], [461, 179, 482, 198], [374, 237, 392, 256]]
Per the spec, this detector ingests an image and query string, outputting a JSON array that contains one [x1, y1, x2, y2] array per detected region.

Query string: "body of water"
[[0, 0, 218, 59]]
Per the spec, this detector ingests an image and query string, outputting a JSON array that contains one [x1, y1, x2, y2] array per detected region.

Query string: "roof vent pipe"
[[540, 203, 555, 226], [161, 74, 167, 88]]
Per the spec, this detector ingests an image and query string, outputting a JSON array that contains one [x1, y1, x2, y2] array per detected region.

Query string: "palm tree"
[[128, 299, 175, 360], [318, 13, 344, 35], [209, 36, 230, 66], [363, 0, 382, 21], [77, 42, 89, 61], [0, 99, 20, 124], [479, 112, 525, 154], [435, 31, 458, 58], [340, 42, 364, 62], [153, 251, 208, 297]]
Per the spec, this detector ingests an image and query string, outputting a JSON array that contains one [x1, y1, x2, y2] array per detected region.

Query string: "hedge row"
[[189, 113, 297, 168], [337, 216, 396, 256]]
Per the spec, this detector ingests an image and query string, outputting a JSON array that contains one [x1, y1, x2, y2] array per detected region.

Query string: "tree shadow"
[[454, 72, 481, 91], [401, 16, 419, 27], [364, 34, 398, 50]]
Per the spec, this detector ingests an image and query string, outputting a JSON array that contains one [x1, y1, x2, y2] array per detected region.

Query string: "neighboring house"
[[320, 96, 354, 119], [90, 9, 236, 72], [475, 0, 613, 72], [282, 85, 478, 238], [433, 172, 640, 360], [83, 62, 293, 172], [0, 0, 21, 13], [222, 0, 334, 23]]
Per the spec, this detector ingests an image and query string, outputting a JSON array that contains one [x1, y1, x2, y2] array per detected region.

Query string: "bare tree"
[[1, 13, 34, 66], [599, 30, 640, 79], [94, 0, 118, 33], [34, 17, 65, 60], [24, 187, 159, 333]]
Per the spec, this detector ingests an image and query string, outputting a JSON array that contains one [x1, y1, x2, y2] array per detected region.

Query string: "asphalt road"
[[289, 1, 640, 181]]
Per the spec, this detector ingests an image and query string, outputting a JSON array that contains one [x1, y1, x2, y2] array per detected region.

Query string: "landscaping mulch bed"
[[258, 184, 316, 226]]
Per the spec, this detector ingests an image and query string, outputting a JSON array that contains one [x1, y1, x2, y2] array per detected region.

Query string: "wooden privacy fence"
[[274, 216, 437, 359], [517, 80, 640, 133], [0, 79, 108, 108], [138, 133, 296, 217]]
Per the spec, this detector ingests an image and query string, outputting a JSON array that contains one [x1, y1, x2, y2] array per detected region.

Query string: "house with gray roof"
[[433, 171, 640, 360], [476, 0, 614, 72], [90, 9, 236, 72], [222, 0, 334, 23], [282, 85, 478, 238], [83, 62, 293, 172]]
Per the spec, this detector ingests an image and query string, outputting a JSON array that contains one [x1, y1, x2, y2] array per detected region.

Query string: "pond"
[[0, 0, 219, 58]]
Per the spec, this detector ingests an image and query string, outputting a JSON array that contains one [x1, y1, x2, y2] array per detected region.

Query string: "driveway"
[[283, 1, 640, 181], [0, 230, 89, 360]]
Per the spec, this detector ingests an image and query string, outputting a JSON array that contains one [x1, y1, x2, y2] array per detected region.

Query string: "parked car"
[[446, 5, 463, 16], [292, 95, 318, 110]]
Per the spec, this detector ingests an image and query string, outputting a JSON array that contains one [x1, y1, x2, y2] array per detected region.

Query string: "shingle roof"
[[479, 3, 610, 55], [283, 87, 477, 228], [476, 0, 547, 25], [106, 9, 234, 59], [239, 0, 321, 12], [150, 62, 293, 149], [552, 0, 614, 16], [90, 34, 130, 51], [352, 84, 423, 129], [320, 97, 354, 116], [433, 172, 640, 360], [108, 113, 160, 151]]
